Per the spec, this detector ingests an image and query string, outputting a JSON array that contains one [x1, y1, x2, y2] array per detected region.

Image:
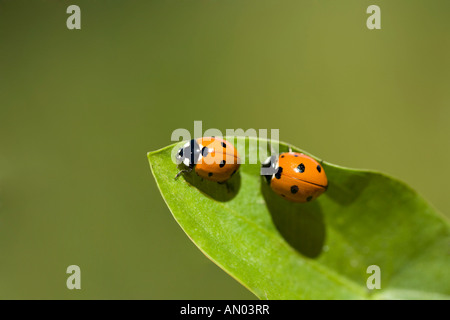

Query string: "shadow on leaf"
[[179, 166, 241, 202], [261, 178, 326, 258]]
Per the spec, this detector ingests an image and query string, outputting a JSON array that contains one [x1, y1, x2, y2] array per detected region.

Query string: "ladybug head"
[[176, 139, 202, 168], [260, 154, 278, 183]]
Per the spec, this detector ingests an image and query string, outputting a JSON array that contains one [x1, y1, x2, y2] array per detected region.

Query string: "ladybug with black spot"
[[261, 150, 328, 202], [175, 137, 240, 183]]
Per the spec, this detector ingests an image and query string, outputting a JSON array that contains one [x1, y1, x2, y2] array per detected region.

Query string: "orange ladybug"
[[261, 152, 328, 202], [175, 137, 240, 183]]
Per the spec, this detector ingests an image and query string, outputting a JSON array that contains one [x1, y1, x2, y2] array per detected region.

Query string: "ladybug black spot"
[[275, 167, 283, 179], [290, 185, 299, 194], [208, 172, 213, 177], [296, 163, 305, 173], [307, 196, 313, 202], [294, 154, 299, 157], [201, 147, 208, 157], [317, 165, 321, 173], [281, 155, 285, 158], [221, 142, 226, 148], [219, 160, 226, 168]]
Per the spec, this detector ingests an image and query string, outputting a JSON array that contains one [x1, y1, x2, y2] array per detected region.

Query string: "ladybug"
[[175, 137, 240, 183], [261, 151, 328, 202]]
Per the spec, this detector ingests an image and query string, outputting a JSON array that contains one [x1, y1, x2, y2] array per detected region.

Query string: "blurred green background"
[[0, 0, 449, 299]]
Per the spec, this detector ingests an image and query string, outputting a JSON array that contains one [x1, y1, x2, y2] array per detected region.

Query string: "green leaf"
[[147, 136, 450, 300]]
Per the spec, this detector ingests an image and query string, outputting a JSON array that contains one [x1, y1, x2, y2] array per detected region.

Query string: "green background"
[[0, 0, 449, 299]]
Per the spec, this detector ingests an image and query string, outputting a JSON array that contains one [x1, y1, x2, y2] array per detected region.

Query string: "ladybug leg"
[[217, 181, 231, 193], [174, 167, 192, 179]]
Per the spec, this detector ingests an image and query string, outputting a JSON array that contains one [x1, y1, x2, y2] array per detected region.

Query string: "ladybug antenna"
[[174, 167, 192, 180]]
